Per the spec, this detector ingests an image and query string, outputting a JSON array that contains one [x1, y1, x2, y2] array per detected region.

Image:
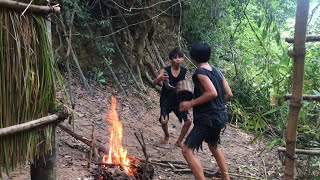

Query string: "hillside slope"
[[5, 74, 282, 180]]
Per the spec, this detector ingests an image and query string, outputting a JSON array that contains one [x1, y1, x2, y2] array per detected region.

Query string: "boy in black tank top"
[[179, 42, 233, 180], [153, 48, 192, 147]]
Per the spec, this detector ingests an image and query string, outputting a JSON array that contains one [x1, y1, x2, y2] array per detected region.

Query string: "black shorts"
[[184, 124, 223, 151], [160, 105, 189, 123]]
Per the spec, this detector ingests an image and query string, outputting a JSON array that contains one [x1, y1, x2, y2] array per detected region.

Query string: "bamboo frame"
[[278, 147, 320, 156], [0, 113, 67, 136], [284, 94, 320, 101], [0, 0, 60, 14], [285, 35, 320, 43]]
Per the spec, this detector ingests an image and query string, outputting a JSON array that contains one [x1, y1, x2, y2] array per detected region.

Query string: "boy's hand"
[[161, 72, 169, 81], [179, 101, 193, 111]]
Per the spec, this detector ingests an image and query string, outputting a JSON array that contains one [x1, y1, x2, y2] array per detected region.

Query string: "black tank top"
[[160, 66, 187, 106], [192, 66, 227, 128], [161, 66, 187, 95]]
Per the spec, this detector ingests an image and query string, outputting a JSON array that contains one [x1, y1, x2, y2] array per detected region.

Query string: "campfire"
[[94, 97, 154, 180]]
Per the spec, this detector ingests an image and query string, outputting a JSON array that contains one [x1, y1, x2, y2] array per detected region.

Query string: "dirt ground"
[[3, 76, 283, 180]]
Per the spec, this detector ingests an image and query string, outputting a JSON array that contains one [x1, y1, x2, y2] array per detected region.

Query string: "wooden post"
[[284, 1, 309, 179]]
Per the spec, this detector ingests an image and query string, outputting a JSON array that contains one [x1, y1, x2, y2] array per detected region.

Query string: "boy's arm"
[[179, 74, 217, 110], [222, 77, 233, 101], [152, 69, 166, 86]]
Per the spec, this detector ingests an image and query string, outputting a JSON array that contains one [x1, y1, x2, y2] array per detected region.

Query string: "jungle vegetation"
[[56, 0, 320, 177], [49, 0, 320, 178]]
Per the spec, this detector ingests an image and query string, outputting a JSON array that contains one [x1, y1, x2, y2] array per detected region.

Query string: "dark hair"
[[190, 41, 211, 63], [169, 48, 184, 60]]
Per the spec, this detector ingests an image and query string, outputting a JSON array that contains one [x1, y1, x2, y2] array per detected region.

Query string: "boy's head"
[[169, 48, 184, 60], [190, 41, 211, 63]]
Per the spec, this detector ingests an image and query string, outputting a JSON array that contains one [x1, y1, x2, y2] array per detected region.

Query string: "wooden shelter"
[[0, 0, 65, 179]]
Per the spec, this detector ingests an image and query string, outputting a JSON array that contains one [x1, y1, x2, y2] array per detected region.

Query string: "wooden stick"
[[0, 0, 60, 14], [172, 168, 215, 177], [58, 124, 109, 154], [284, 94, 320, 101], [94, 162, 119, 167], [94, 162, 139, 169], [88, 124, 95, 168], [150, 160, 216, 176], [151, 159, 187, 165], [134, 131, 149, 180], [285, 35, 320, 43], [227, 172, 264, 180], [0, 111, 68, 136], [278, 147, 320, 156]]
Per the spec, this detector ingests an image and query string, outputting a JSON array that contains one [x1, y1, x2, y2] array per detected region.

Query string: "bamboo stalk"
[[278, 147, 320, 156], [284, 94, 320, 101], [285, 1, 309, 179], [285, 35, 320, 43], [0, 114, 67, 136], [108, 23, 142, 91], [0, 0, 60, 14], [59, 13, 92, 92]]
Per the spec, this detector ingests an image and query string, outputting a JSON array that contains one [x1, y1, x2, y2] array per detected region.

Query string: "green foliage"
[[183, 1, 320, 170], [91, 67, 106, 85], [53, 52, 64, 68], [97, 39, 114, 56], [60, 0, 115, 84]]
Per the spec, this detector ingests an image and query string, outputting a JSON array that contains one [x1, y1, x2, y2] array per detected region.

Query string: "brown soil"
[[3, 76, 283, 180]]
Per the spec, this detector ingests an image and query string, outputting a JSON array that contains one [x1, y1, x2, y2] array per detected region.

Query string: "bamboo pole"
[[285, 35, 320, 43], [284, 94, 320, 101], [0, 114, 66, 136], [278, 147, 320, 156], [0, 0, 60, 14], [284, 1, 309, 179]]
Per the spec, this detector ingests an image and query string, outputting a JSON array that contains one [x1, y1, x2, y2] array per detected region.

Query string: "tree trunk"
[[284, 1, 309, 179], [134, 22, 152, 92]]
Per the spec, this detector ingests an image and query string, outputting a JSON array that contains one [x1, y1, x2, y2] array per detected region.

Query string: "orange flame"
[[102, 96, 134, 176]]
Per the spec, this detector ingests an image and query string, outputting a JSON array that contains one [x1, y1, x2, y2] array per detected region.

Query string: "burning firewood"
[[92, 97, 154, 180]]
